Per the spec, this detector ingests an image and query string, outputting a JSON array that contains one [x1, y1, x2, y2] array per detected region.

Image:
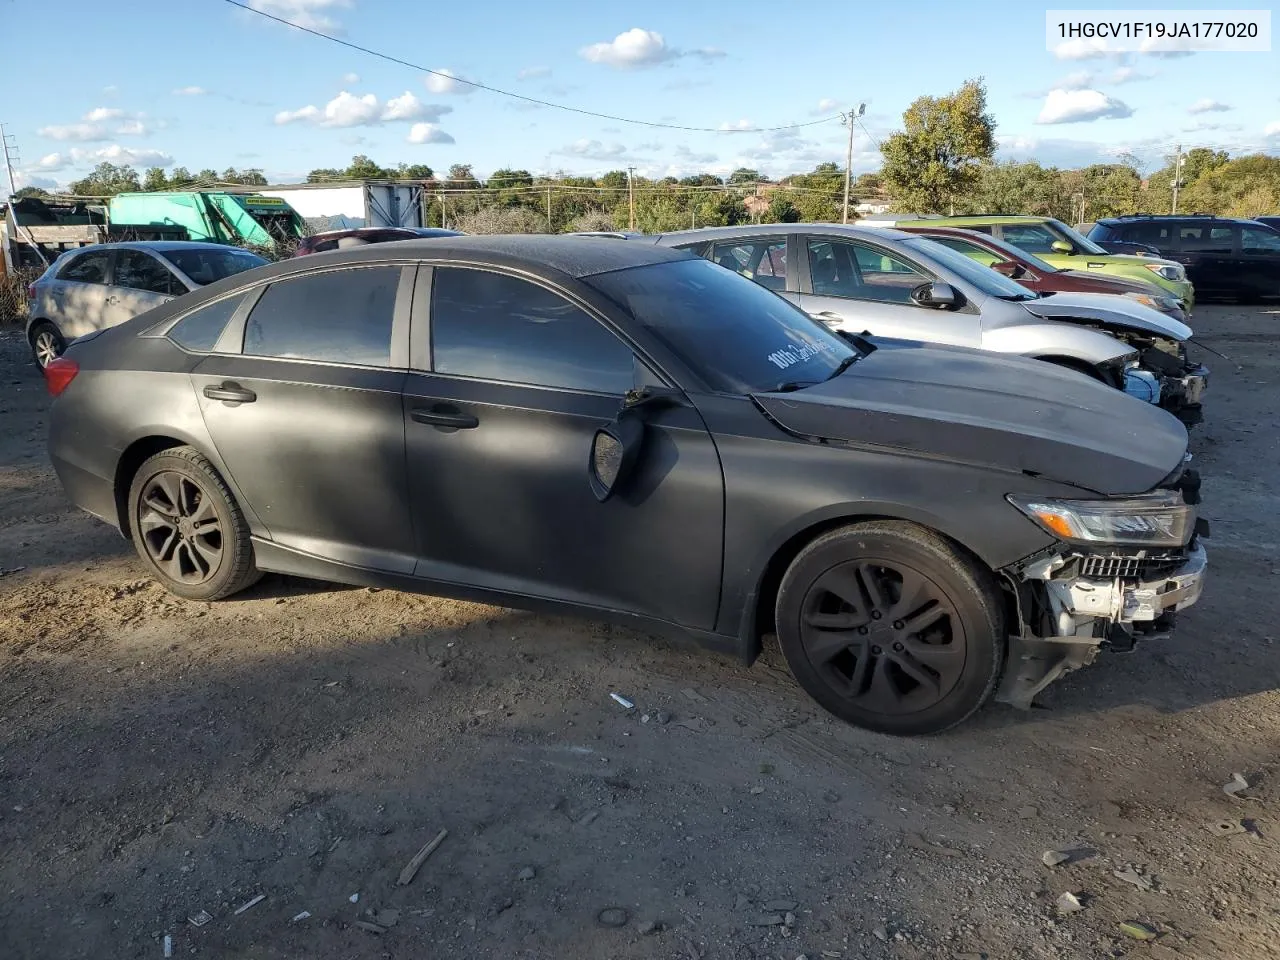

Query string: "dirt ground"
[[1, 306, 1279, 960]]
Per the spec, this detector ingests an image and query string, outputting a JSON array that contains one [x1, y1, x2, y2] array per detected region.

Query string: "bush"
[[0, 269, 39, 327], [566, 210, 617, 233], [453, 206, 550, 235]]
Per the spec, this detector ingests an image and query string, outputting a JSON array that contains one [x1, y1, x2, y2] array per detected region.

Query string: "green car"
[[869, 215, 1195, 309]]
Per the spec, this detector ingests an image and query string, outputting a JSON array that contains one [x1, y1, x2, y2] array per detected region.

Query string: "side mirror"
[[1050, 240, 1074, 254], [909, 281, 960, 310], [589, 417, 644, 503], [990, 260, 1025, 279]]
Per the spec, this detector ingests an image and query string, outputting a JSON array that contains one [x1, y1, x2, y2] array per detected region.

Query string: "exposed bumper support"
[[997, 543, 1207, 709]]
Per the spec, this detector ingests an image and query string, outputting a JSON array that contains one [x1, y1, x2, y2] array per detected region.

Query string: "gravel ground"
[[1, 305, 1278, 960]]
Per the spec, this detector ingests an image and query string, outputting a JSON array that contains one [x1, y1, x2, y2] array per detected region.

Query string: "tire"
[[126, 446, 261, 601], [775, 521, 1005, 736], [29, 321, 65, 370]]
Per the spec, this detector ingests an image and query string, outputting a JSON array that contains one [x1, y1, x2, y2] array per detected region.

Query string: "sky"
[[2, 0, 1277, 191]]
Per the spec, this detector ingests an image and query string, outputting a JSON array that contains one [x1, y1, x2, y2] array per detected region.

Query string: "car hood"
[[752, 341, 1187, 495], [1020, 292, 1191, 340]]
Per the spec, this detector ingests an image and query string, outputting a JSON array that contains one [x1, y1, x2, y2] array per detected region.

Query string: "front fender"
[[984, 323, 1134, 367]]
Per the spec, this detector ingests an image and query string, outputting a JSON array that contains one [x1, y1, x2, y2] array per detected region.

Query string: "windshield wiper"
[[770, 380, 818, 393], [825, 354, 860, 381]]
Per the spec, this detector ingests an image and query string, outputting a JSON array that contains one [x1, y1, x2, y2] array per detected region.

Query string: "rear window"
[[591, 258, 855, 393], [162, 248, 267, 286]]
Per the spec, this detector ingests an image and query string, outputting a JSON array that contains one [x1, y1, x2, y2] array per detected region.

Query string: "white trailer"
[[250, 181, 427, 232]]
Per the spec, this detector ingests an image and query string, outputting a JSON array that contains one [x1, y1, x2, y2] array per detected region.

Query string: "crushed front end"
[[996, 466, 1207, 708], [1121, 334, 1209, 426]]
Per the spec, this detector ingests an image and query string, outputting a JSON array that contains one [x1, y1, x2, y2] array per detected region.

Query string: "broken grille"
[[1078, 554, 1185, 580]]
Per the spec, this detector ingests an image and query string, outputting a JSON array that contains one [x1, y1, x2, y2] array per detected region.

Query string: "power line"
[[220, 0, 840, 134]]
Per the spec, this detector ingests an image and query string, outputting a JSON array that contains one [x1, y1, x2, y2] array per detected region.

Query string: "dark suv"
[[1088, 215, 1280, 302]]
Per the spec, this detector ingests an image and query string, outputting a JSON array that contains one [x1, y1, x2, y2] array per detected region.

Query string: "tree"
[[1179, 154, 1280, 216], [679, 173, 722, 187], [880, 78, 996, 213], [196, 168, 219, 183], [728, 167, 767, 185], [13, 185, 51, 199], [766, 195, 801, 223], [446, 163, 480, 187], [396, 163, 434, 180], [68, 162, 141, 196], [970, 161, 1066, 217], [453, 205, 548, 234], [142, 167, 169, 191], [306, 167, 343, 183], [345, 155, 389, 179], [168, 167, 195, 188]]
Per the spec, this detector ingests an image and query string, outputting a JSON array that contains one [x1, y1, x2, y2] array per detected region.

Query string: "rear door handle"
[[203, 382, 257, 404], [104, 295, 119, 305], [411, 406, 479, 430]]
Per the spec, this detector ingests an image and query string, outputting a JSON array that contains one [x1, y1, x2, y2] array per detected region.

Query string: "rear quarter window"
[[167, 293, 248, 353]]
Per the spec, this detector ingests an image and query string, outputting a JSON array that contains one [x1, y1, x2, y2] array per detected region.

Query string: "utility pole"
[[627, 166, 636, 230], [546, 185, 552, 231], [839, 103, 866, 224], [1, 125, 19, 197], [1170, 144, 1185, 214]]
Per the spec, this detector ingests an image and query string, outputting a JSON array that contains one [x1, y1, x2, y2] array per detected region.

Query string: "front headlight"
[[1144, 263, 1186, 282], [1008, 491, 1194, 547], [1121, 291, 1181, 313]]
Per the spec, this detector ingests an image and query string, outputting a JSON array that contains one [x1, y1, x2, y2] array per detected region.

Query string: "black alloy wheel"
[[776, 521, 1005, 736], [127, 446, 261, 601]]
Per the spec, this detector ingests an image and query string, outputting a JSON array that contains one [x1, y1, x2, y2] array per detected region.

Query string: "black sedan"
[[43, 236, 1207, 735]]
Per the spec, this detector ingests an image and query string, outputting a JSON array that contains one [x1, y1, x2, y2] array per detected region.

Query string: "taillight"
[[27, 283, 37, 299], [44, 357, 79, 397]]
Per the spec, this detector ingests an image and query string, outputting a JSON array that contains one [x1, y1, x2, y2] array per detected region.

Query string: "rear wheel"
[[127, 447, 261, 601], [29, 322, 65, 369], [775, 521, 1005, 736]]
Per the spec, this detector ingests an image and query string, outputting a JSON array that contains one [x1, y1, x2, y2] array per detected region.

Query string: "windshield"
[[591, 258, 857, 393], [901, 237, 1036, 300], [1047, 219, 1108, 255], [162, 248, 268, 286]]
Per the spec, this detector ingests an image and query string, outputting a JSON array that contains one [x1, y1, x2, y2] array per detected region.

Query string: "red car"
[[294, 226, 462, 256], [895, 225, 1188, 321]]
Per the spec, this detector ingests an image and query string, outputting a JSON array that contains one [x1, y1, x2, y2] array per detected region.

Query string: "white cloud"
[[1036, 88, 1134, 124], [424, 69, 474, 96], [1265, 121, 1280, 137], [579, 28, 723, 69], [275, 90, 453, 127], [381, 91, 450, 122], [558, 139, 628, 160], [718, 119, 755, 132], [673, 145, 718, 165], [1109, 66, 1154, 84], [13, 171, 59, 191], [1188, 98, 1231, 114], [1053, 38, 1126, 61], [1056, 70, 1094, 91], [406, 123, 455, 145], [518, 66, 551, 80], [246, 0, 352, 32], [42, 145, 174, 171], [342, 72, 360, 84], [581, 28, 674, 67], [38, 107, 151, 141], [172, 86, 207, 96], [812, 98, 839, 115]]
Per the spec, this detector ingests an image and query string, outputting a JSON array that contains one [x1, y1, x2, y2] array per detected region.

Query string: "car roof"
[[58, 241, 257, 254], [1096, 214, 1270, 225], [263, 233, 696, 281], [653, 223, 918, 243]]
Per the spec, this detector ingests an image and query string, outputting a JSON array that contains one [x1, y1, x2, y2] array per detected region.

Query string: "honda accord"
[[43, 236, 1207, 735]]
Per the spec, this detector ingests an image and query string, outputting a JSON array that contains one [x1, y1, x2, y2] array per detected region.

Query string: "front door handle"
[[203, 382, 257, 404], [104, 295, 119, 305], [411, 405, 479, 430]]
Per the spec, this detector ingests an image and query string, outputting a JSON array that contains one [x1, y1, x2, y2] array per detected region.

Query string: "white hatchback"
[[25, 242, 267, 368]]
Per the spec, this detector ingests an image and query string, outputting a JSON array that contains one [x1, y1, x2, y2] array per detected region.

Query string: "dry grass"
[[0, 269, 39, 327]]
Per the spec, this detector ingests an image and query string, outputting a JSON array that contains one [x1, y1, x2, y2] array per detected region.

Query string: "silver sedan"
[[25, 242, 267, 368]]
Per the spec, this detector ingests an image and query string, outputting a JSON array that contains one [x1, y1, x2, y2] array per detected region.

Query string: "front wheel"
[[127, 446, 261, 601], [775, 521, 1005, 736], [29, 321, 65, 369]]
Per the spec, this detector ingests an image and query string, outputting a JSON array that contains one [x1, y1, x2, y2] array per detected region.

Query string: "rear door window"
[[243, 266, 400, 366], [709, 239, 788, 291], [1179, 223, 1236, 253], [430, 267, 635, 394], [115, 250, 185, 295], [57, 250, 111, 284]]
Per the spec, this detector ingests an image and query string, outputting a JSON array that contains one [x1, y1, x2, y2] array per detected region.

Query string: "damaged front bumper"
[[996, 542, 1208, 709]]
